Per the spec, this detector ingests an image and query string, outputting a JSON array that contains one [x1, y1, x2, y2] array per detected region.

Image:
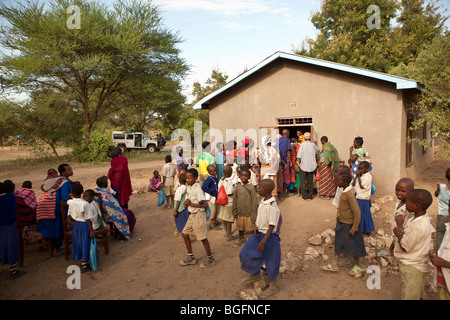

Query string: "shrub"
[[72, 130, 114, 163]]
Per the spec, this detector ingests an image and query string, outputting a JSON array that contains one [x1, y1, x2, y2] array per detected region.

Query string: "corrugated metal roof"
[[193, 51, 422, 109]]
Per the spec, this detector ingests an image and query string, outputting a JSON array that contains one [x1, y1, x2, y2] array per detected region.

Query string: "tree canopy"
[[295, 0, 447, 73], [0, 0, 188, 141]]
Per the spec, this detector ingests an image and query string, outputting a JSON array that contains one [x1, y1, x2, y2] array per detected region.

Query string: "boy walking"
[[232, 168, 258, 248], [393, 189, 435, 300], [179, 168, 216, 268]]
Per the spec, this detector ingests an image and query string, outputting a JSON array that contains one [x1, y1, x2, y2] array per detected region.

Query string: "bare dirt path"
[[0, 146, 448, 301]]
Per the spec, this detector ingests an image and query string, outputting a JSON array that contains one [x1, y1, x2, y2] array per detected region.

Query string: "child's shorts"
[[182, 210, 208, 241], [236, 216, 255, 232], [218, 205, 234, 223], [163, 185, 174, 196]]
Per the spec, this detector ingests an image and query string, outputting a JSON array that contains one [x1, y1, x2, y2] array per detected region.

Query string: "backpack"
[[216, 185, 228, 205]]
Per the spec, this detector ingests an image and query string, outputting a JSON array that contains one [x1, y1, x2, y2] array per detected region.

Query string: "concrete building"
[[193, 51, 433, 194]]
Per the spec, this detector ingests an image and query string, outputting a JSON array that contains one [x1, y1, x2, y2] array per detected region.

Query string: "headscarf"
[[321, 142, 340, 177]]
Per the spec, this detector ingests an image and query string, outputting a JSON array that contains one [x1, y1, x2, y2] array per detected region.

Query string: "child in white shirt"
[[67, 182, 95, 272], [218, 165, 236, 240], [239, 179, 281, 299], [83, 189, 105, 231], [352, 161, 374, 234]]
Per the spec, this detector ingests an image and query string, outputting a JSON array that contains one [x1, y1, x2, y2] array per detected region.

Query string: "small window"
[[277, 117, 313, 126], [113, 134, 125, 140], [126, 134, 134, 140]]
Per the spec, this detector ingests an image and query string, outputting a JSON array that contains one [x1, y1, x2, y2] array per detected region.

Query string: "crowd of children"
[[155, 137, 449, 300], [1, 136, 449, 301]]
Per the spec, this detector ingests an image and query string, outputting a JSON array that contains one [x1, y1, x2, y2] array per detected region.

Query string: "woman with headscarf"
[[318, 136, 340, 200], [259, 135, 280, 199], [37, 164, 73, 253]]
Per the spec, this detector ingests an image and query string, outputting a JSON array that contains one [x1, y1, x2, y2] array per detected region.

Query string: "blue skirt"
[[71, 221, 90, 261], [334, 219, 366, 258], [357, 199, 375, 233], [174, 207, 190, 233], [240, 232, 281, 280], [0, 224, 19, 265]]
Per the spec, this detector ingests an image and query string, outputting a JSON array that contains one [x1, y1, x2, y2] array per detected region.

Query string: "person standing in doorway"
[[296, 132, 319, 201]]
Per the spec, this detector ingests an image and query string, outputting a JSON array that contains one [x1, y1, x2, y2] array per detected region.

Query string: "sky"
[[1, 0, 449, 102], [151, 0, 322, 100]]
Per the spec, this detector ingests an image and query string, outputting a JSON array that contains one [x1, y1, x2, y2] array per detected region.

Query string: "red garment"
[[108, 154, 133, 206]]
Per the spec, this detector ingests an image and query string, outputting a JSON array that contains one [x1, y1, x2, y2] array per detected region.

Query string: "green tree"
[[14, 90, 84, 159], [390, 33, 450, 157], [0, 99, 18, 146], [171, 69, 228, 136], [0, 0, 188, 140], [295, 0, 446, 72]]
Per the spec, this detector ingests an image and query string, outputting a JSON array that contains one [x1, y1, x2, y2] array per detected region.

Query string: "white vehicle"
[[112, 131, 162, 153]]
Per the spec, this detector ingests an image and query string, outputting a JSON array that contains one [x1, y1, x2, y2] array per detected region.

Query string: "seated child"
[[232, 168, 258, 248], [322, 172, 366, 276], [67, 182, 95, 273], [15, 180, 38, 210], [0, 182, 26, 279], [83, 189, 105, 231], [390, 178, 415, 254], [239, 179, 281, 299], [148, 171, 162, 192], [393, 189, 435, 300]]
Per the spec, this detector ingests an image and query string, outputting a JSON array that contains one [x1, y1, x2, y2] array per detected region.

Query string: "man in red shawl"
[[108, 148, 133, 208]]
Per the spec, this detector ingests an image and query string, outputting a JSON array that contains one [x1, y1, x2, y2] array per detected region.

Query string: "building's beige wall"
[[207, 60, 418, 195]]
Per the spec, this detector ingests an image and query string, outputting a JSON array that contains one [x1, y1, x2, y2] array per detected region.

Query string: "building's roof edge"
[[193, 51, 422, 110]]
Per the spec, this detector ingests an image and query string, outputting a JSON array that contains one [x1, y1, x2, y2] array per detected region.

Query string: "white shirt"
[[256, 196, 280, 234], [87, 201, 103, 230], [394, 214, 435, 273], [436, 222, 450, 287], [354, 172, 372, 200], [297, 141, 319, 172], [391, 200, 415, 237], [161, 162, 176, 186], [174, 184, 187, 202], [186, 182, 206, 214], [67, 198, 93, 223], [332, 187, 343, 208]]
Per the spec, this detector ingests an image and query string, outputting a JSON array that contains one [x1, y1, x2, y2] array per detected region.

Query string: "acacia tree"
[[14, 90, 84, 159], [0, 0, 188, 140]]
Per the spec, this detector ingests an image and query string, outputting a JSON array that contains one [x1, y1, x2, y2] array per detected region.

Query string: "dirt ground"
[[0, 145, 448, 302]]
